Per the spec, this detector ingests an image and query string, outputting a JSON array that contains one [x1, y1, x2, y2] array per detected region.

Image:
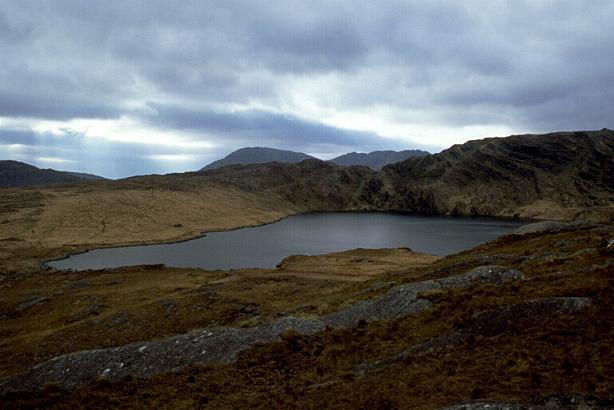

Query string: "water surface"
[[48, 212, 525, 271]]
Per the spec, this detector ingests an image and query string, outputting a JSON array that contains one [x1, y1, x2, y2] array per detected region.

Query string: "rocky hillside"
[[0, 160, 105, 188], [200, 147, 316, 171], [329, 149, 429, 169], [197, 130, 614, 221], [372, 129, 614, 220], [186, 159, 378, 211]]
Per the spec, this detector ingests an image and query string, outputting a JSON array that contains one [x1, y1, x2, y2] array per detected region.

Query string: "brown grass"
[[0, 181, 298, 272], [0, 248, 436, 380], [2, 225, 612, 409]]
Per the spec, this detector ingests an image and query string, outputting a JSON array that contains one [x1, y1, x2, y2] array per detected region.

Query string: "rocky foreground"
[[0, 131, 612, 408], [1, 221, 613, 408]]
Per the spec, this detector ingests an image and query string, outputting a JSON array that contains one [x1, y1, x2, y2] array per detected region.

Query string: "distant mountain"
[[0, 160, 106, 188], [64, 171, 107, 181], [193, 129, 613, 221], [200, 147, 317, 171], [329, 150, 429, 169]]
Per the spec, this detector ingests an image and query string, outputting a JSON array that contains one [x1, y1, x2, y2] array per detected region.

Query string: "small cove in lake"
[[48, 212, 526, 271]]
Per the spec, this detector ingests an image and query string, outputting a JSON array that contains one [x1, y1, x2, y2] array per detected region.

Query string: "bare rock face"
[[439, 403, 528, 410], [378, 130, 614, 218], [0, 266, 524, 392], [511, 220, 592, 235], [436, 265, 523, 289], [143, 130, 614, 220], [324, 266, 523, 327], [329, 150, 429, 170], [355, 297, 591, 375], [439, 395, 614, 410]]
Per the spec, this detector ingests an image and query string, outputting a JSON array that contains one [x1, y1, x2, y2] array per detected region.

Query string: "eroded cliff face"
[[192, 130, 613, 221], [371, 129, 614, 220], [1, 130, 612, 273]]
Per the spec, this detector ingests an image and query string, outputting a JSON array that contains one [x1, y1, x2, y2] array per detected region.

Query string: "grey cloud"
[[0, 129, 39, 145], [146, 104, 404, 153], [0, 128, 218, 179], [0, 0, 613, 172], [0, 90, 123, 120]]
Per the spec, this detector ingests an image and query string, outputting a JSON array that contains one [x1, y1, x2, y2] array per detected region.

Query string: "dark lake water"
[[48, 212, 525, 271]]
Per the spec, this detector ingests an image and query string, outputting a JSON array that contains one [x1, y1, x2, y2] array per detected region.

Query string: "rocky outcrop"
[[511, 220, 593, 235], [0, 266, 523, 392], [375, 129, 614, 219], [126, 130, 614, 221], [439, 396, 614, 410], [329, 149, 429, 169], [355, 297, 591, 374], [324, 266, 523, 327]]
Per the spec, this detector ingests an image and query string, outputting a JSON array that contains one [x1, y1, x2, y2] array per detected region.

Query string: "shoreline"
[[42, 210, 534, 272]]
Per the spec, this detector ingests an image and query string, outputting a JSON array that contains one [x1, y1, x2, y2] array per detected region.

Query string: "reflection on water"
[[48, 212, 525, 271]]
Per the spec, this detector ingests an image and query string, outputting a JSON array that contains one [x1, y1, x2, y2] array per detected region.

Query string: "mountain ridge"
[[200, 147, 316, 171], [329, 149, 429, 169], [0, 160, 106, 188]]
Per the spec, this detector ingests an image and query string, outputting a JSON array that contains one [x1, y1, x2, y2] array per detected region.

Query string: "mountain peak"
[[329, 149, 429, 169], [200, 147, 316, 171]]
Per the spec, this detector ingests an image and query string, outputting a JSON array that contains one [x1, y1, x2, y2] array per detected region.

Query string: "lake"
[[47, 212, 525, 271]]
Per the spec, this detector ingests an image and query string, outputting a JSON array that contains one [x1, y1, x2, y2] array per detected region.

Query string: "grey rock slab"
[[355, 297, 591, 375], [323, 281, 439, 328], [512, 220, 591, 236], [439, 402, 526, 410], [1, 265, 525, 392], [2, 316, 326, 392], [439, 396, 613, 410], [16, 296, 50, 311], [436, 265, 524, 289]]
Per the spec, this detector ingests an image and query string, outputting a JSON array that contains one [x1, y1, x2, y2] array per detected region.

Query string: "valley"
[[0, 130, 613, 408]]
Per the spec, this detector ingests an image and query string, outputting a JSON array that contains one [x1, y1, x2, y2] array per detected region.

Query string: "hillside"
[[329, 149, 429, 169], [373, 129, 614, 220], [1, 130, 612, 273], [200, 147, 316, 171], [64, 171, 106, 181], [0, 160, 105, 188], [1, 130, 613, 408], [196, 130, 614, 221]]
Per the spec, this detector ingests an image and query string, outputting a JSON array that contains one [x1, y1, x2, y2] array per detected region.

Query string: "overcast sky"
[[1, 1, 613, 178]]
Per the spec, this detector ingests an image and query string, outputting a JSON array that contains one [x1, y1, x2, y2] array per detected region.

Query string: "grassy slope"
[[2, 224, 612, 408], [1, 131, 613, 273], [0, 131, 613, 408], [0, 248, 437, 380]]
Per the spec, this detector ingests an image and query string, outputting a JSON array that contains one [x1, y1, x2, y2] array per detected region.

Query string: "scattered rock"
[[439, 395, 614, 410], [511, 221, 591, 236], [0, 266, 525, 392], [67, 303, 103, 323], [436, 265, 523, 289], [325, 266, 523, 328], [70, 278, 90, 289], [16, 296, 49, 312], [354, 297, 591, 374], [439, 402, 526, 410], [157, 299, 177, 314], [1, 316, 326, 392], [323, 281, 438, 328]]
